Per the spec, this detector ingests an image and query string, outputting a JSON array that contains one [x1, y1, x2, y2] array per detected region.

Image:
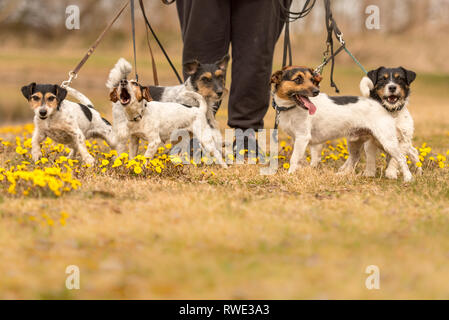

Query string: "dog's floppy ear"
[[270, 70, 283, 85], [54, 85, 67, 102], [367, 67, 384, 86], [110, 88, 119, 103], [215, 54, 230, 71], [21, 83, 36, 100], [183, 59, 201, 76], [309, 69, 323, 84], [142, 86, 152, 102], [400, 67, 416, 85]]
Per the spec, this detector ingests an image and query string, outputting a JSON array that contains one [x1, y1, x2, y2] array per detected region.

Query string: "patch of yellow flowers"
[[1, 124, 448, 198]]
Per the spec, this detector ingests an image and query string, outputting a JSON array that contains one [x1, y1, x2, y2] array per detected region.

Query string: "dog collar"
[[272, 99, 296, 112]]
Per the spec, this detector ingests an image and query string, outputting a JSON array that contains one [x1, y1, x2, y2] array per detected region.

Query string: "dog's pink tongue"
[[300, 96, 317, 115]]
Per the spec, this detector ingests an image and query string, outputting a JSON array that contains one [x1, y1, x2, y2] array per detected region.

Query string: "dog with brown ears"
[[107, 59, 227, 166], [271, 66, 413, 182], [21, 83, 116, 165]]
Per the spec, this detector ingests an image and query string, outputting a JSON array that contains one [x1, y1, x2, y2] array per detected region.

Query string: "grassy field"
[[0, 46, 449, 299]]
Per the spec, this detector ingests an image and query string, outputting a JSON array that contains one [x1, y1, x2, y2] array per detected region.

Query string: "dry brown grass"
[[0, 47, 448, 299]]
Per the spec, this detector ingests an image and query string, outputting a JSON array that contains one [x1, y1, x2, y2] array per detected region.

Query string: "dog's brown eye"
[[294, 76, 303, 84], [47, 96, 55, 102], [202, 77, 212, 83], [32, 96, 40, 101]]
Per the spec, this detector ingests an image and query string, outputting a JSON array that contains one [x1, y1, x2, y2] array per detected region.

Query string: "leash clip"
[[336, 32, 345, 45], [61, 71, 78, 88]]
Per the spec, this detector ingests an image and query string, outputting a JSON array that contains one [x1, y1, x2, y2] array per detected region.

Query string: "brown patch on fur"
[[196, 81, 216, 99], [132, 85, 143, 102], [348, 128, 373, 141], [383, 73, 389, 79], [394, 73, 400, 78], [44, 92, 58, 109], [30, 92, 43, 109], [110, 88, 118, 103], [214, 70, 223, 77], [200, 72, 212, 80], [142, 86, 152, 102]]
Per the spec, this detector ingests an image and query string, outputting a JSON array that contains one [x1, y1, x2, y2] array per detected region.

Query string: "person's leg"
[[176, 0, 231, 80], [228, 0, 289, 130]]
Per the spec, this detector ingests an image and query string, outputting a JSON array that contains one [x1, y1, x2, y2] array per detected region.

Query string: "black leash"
[[139, 0, 183, 84], [130, 0, 139, 82], [314, 0, 367, 92]]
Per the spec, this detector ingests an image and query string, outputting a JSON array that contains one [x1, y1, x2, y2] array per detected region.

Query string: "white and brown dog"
[[21, 83, 116, 165], [107, 59, 227, 166], [271, 66, 413, 182]]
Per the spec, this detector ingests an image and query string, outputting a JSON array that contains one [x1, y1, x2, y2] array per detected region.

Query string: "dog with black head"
[[354, 66, 421, 179], [21, 83, 116, 165]]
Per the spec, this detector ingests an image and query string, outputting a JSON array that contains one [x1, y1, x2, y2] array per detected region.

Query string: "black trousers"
[[176, 0, 289, 130]]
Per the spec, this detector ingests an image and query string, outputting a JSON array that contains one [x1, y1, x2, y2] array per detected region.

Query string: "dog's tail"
[[65, 86, 94, 107], [184, 91, 208, 114], [360, 76, 374, 97], [106, 58, 132, 89]]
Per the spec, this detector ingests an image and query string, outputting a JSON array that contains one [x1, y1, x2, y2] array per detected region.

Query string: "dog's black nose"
[[312, 88, 320, 97], [39, 110, 47, 117], [388, 85, 397, 93]]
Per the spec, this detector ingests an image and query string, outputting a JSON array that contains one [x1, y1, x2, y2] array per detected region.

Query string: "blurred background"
[[0, 0, 448, 128]]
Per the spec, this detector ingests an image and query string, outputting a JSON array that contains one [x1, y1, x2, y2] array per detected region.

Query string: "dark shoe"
[[233, 129, 266, 163]]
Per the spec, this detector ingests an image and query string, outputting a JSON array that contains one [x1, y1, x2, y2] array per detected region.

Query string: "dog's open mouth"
[[385, 95, 400, 104], [119, 87, 131, 106], [293, 94, 317, 115]]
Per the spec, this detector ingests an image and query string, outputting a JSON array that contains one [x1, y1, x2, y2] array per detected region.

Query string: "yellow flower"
[[112, 158, 123, 168], [416, 162, 422, 168], [134, 166, 143, 174], [439, 162, 445, 169], [283, 163, 290, 169]]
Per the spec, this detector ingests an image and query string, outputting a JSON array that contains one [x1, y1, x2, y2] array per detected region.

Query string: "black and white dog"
[[351, 66, 421, 179], [271, 66, 413, 182], [21, 83, 116, 165]]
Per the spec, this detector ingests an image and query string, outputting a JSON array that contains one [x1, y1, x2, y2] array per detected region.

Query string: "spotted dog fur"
[[271, 66, 413, 182], [21, 83, 116, 165], [107, 59, 227, 167]]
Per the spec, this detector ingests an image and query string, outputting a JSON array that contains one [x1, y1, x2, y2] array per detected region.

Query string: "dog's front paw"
[[403, 172, 414, 183], [84, 155, 96, 166], [416, 166, 423, 176], [32, 152, 42, 163], [385, 168, 398, 180], [363, 170, 376, 178]]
